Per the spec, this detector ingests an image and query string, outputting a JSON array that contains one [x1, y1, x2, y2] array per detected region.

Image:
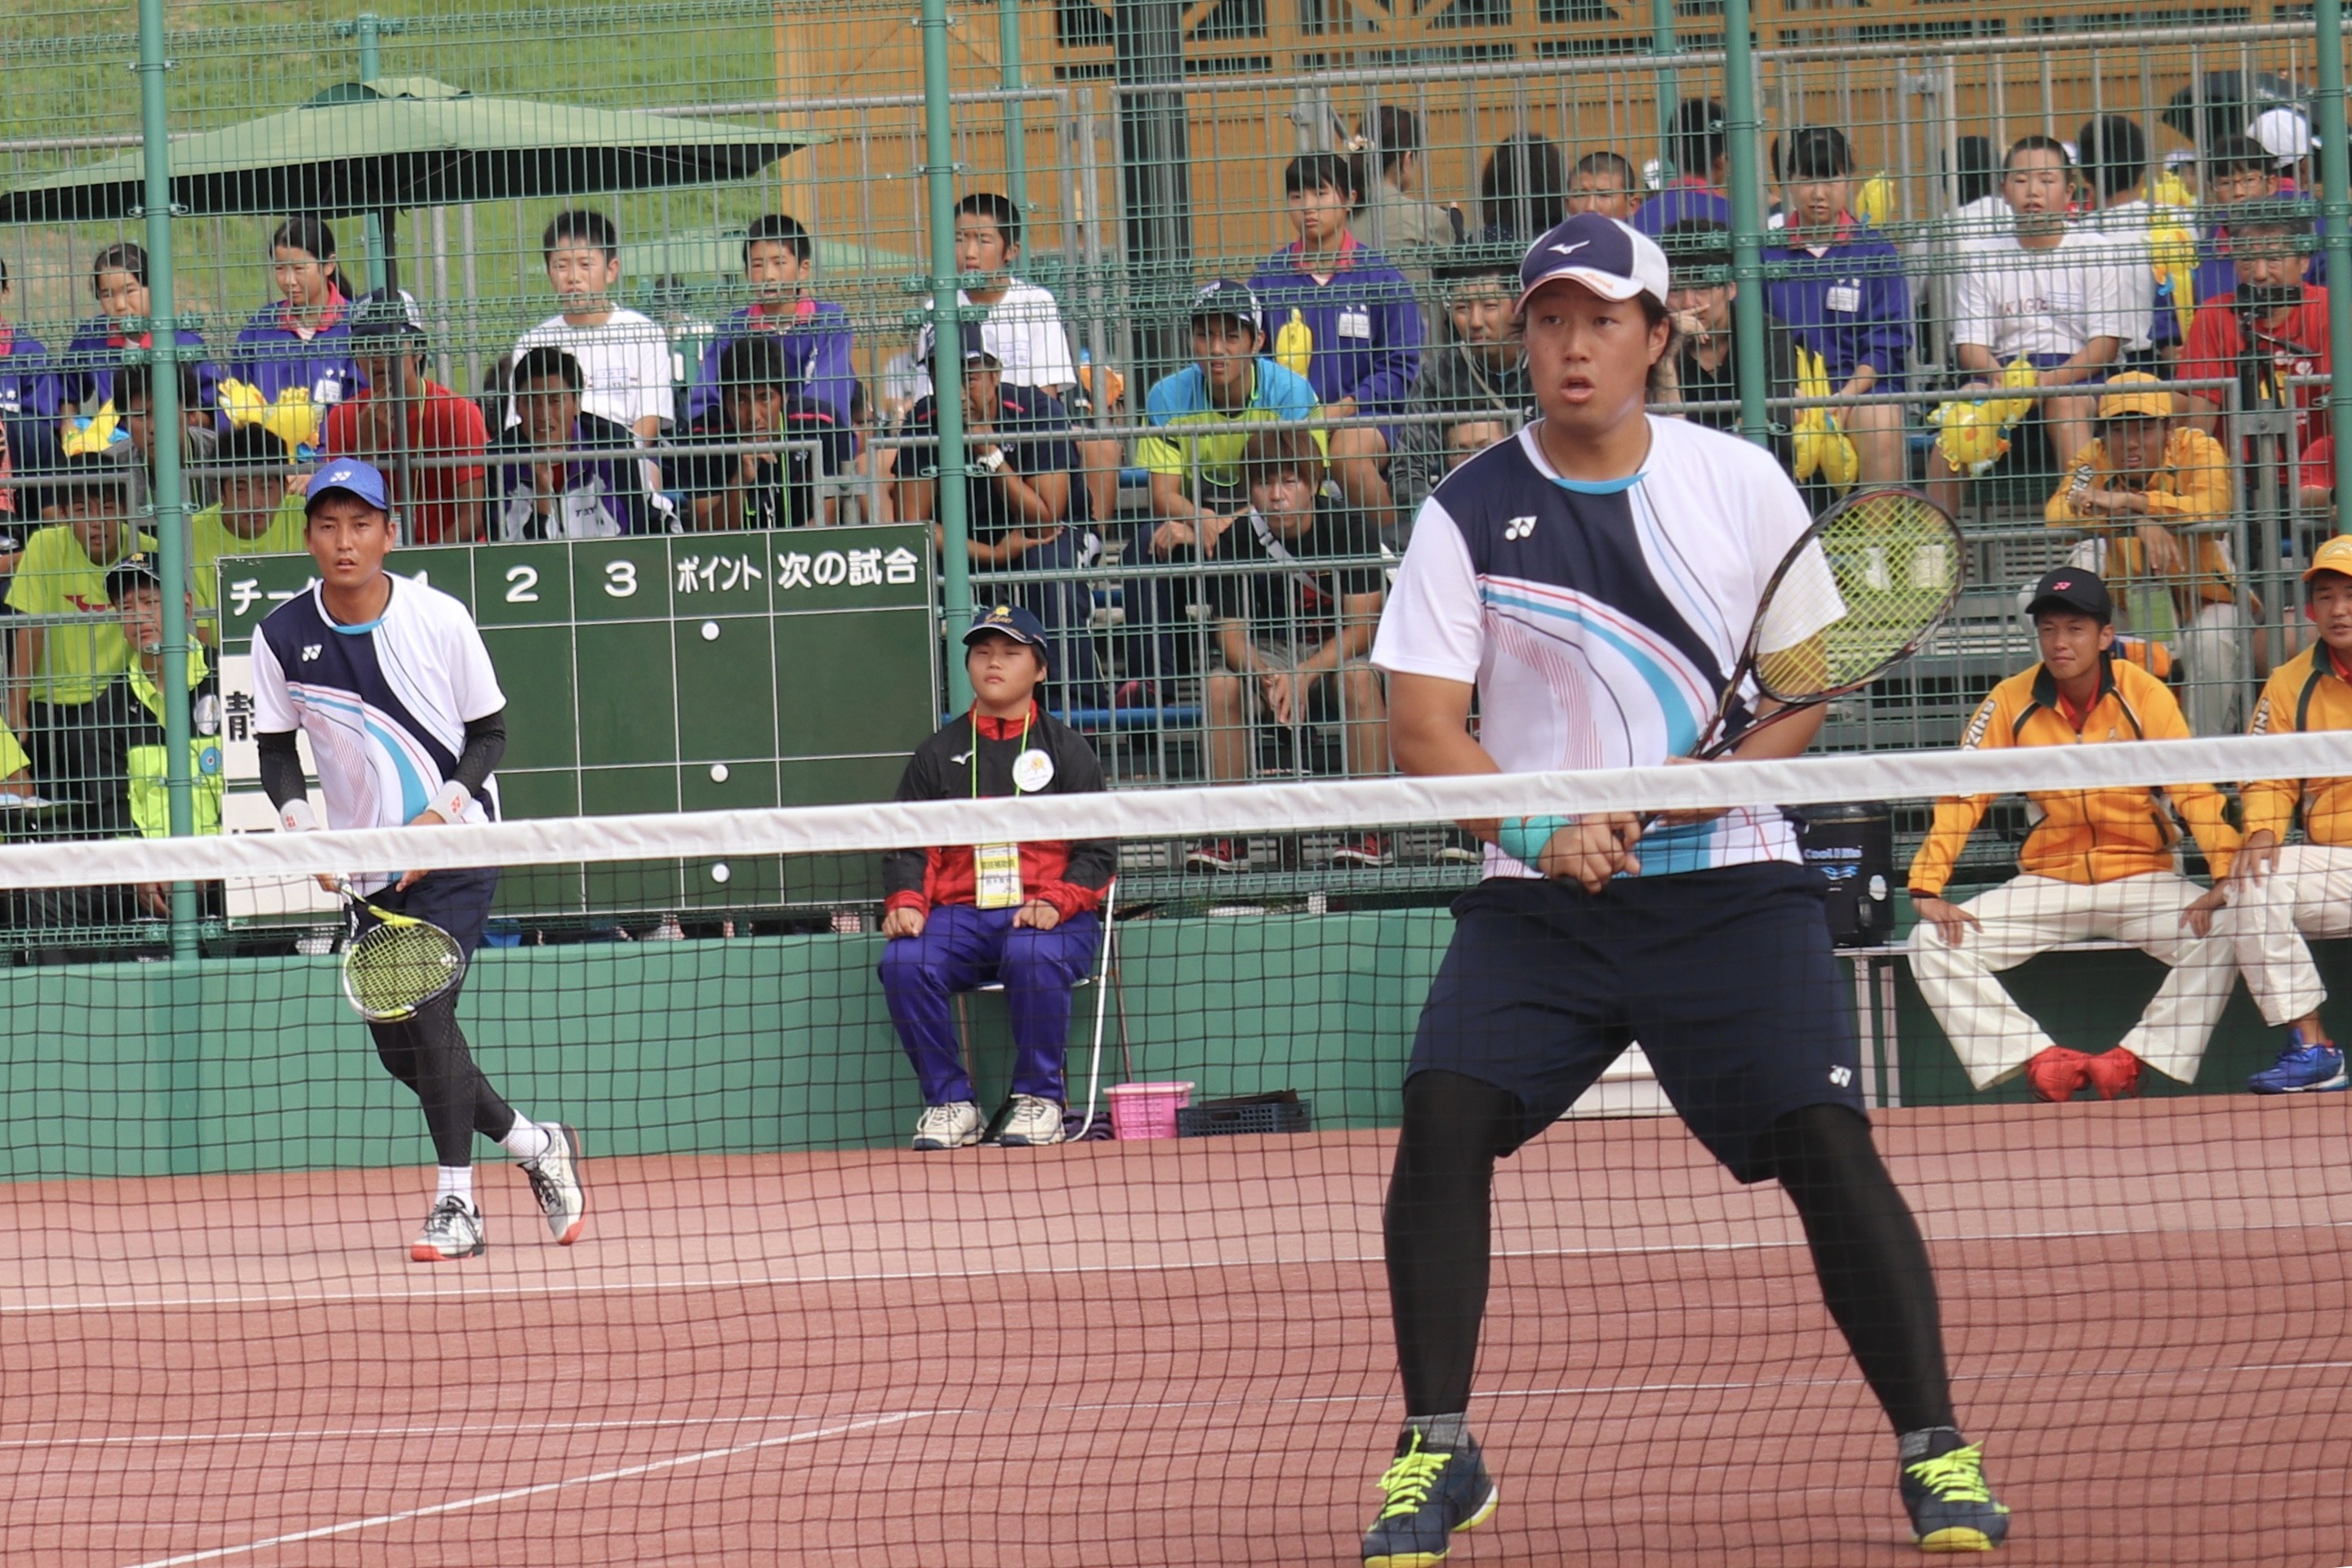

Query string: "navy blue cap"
[[2026, 567, 2114, 623], [103, 551, 164, 604], [1189, 279, 1265, 336], [305, 457, 390, 516], [919, 318, 999, 369], [1516, 212, 1672, 312], [963, 603, 1049, 654]]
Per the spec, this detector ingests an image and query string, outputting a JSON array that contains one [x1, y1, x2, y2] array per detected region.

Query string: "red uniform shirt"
[[2179, 285, 2332, 454], [321, 380, 489, 544]]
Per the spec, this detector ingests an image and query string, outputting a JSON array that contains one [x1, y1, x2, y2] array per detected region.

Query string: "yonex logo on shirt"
[[301, 645, 322, 662], [1829, 1065, 1853, 1087], [1503, 515, 1535, 541]]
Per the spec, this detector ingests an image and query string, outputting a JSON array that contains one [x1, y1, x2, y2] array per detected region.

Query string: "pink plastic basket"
[[1105, 1081, 1195, 1141]]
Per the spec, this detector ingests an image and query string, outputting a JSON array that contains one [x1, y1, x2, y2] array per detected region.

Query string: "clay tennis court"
[[2, 1097, 2345, 1566]]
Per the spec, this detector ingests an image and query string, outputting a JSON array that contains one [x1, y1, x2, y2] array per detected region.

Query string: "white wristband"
[[429, 781, 470, 821], [278, 798, 318, 834]]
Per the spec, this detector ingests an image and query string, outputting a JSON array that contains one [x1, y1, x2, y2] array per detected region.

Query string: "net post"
[[920, 0, 975, 708], [1721, 0, 1772, 452], [135, 0, 198, 960], [2317, 0, 2352, 540]]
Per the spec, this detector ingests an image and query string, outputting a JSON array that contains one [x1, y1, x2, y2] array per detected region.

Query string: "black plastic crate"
[[1177, 1097, 1312, 1138]]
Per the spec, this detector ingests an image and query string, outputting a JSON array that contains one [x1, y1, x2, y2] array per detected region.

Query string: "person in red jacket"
[[879, 605, 1115, 1151]]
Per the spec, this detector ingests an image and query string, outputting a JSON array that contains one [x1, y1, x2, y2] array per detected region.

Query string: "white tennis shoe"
[[998, 1094, 1067, 1147], [411, 1196, 486, 1263], [912, 1101, 982, 1151], [521, 1122, 587, 1245]]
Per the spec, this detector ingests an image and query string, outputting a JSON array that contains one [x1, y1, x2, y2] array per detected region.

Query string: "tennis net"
[[1, 733, 2347, 1566]]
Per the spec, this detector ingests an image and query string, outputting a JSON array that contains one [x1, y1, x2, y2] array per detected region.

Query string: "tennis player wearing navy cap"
[[252, 457, 585, 1262], [1360, 213, 2007, 1559], [879, 606, 1114, 1150]]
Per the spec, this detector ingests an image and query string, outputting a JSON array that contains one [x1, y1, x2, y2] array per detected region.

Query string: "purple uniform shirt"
[[688, 299, 857, 424], [1247, 238, 1423, 419]]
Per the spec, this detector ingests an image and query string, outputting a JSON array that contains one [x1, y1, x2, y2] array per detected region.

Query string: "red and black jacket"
[[882, 703, 1115, 919]]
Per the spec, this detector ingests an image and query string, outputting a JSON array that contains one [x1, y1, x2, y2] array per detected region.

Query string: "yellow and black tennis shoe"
[[1361, 1427, 1499, 1566], [1901, 1433, 2010, 1552]]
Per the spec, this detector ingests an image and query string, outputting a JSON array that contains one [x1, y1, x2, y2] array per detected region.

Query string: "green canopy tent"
[[0, 78, 826, 294]]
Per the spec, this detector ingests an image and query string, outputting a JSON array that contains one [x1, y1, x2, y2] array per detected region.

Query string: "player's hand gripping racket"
[[336, 878, 467, 1022], [1640, 486, 1964, 831]]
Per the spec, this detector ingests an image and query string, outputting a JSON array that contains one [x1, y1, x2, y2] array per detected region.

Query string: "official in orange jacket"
[[2184, 535, 2352, 1094], [1906, 568, 2241, 1102]]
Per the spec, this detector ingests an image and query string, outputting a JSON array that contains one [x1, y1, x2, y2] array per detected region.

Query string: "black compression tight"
[[1385, 1073, 1953, 1436], [369, 991, 518, 1169]]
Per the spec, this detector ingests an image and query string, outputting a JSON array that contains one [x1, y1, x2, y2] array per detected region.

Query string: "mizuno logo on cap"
[[1549, 240, 1591, 258]]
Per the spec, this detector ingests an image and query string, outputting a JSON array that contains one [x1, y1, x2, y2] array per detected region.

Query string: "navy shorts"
[[1408, 862, 1865, 1183], [358, 867, 500, 961]]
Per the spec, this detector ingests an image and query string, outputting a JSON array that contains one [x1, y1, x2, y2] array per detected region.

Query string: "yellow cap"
[[2304, 534, 2352, 581], [2097, 372, 2175, 422]]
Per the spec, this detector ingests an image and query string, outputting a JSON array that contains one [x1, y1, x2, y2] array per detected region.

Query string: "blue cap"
[[305, 457, 390, 515], [1516, 212, 1672, 312], [918, 318, 999, 369], [963, 603, 1050, 657]]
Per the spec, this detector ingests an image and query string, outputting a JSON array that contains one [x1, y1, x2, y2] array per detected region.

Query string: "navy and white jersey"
[[1371, 416, 1837, 878], [251, 577, 506, 850]]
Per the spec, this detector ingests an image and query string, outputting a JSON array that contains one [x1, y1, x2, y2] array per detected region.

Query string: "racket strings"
[[1757, 492, 1962, 704], [345, 921, 465, 1020]]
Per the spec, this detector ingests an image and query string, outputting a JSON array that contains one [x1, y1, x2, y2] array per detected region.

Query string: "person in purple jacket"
[[1762, 126, 1913, 486], [57, 242, 214, 428], [1250, 151, 1423, 516], [0, 258, 60, 488], [226, 216, 361, 425], [687, 213, 856, 426]]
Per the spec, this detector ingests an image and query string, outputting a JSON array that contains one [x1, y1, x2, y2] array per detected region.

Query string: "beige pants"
[[2228, 844, 2352, 1027], [1909, 871, 2238, 1088]]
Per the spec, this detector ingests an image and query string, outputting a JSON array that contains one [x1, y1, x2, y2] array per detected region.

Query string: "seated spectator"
[[191, 423, 309, 644], [1391, 248, 1530, 514], [675, 333, 851, 531], [1906, 568, 2239, 1102], [2179, 200, 2329, 467], [114, 360, 220, 515], [1909, 134, 2007, 354], [1663, 220, 1798, 475], [1566, 150, 1641, 220], [2073, 115, 2188, 367], [1139, 281, 1319, 555], [1474, 132, 1570, 247], [225, 216, 360, 429], [1764, 127, 1912, 487], [1633, 99, 1735, 242], [2044, 373, 2243, 736], [2185, 535, 2352, 1094], [878, 604, 1112, 1152], [320, 289, 488, 545], [1442, 416, 1511, 472], [0, 257, 60, 494], [1356, 105, 1463, 304], [511, 210, 675, 497], [687, 213, 856, 427], [487, 345, 654, 539], [7, 457, 155, 793], [2185, 135, 2314, 323], [58, 241, 216, 439], [1250, 152, 1423, 516], [899, 325, 1098, 703], [1931, 136, 2134, 514], [1193, 425, 1390, 871], [932, 191, 1121, 528]]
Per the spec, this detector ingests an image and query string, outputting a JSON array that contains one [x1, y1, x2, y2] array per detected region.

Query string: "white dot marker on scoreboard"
[[701, 621, 720, 640], [710, 862, 732, 884], [710, 764, 730, 783]]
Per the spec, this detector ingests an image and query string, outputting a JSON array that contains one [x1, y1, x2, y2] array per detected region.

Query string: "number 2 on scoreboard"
[[505, 564, 539, 604]]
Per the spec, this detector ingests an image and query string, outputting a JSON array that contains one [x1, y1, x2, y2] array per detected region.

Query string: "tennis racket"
[[336, 878, 467, 1022], [1689, 483, 1965, 760]]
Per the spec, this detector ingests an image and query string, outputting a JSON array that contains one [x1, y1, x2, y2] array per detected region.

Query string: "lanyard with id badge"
[[972, 708, 1055, 909]]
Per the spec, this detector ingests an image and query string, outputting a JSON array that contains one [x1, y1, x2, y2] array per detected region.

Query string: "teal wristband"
[[1497, 815, 1573, 866]]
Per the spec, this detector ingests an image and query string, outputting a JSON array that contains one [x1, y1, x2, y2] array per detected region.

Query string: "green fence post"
[[1722, 0, 1771, 450], [1000, 0, 1030, 221], [1650, 0, 1681, 185], [922, 0, 975, 708], [135, 0, 197, 960], [332, 11, 405, 293], [2318, 0, 2352, 541]]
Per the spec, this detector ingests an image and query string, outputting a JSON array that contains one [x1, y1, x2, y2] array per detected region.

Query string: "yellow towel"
[[1791, 344, 1859, 492], [1274, 308, 1312, 381], [62, 401, 120, 457], [216, 377, 323, 457]]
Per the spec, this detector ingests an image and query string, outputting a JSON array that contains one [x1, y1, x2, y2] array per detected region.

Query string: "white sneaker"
[[912, 1101, 982, 1151], [411, 1195, 486, 1262], [998, 1094, 1067, 1147], [520, 1122, 587, 1245]]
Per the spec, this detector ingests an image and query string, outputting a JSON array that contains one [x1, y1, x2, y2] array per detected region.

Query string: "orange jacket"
[[1907, 655, 2238, 896], [2046, 426, 2236, 611], [2244, 641, 2352, 846]]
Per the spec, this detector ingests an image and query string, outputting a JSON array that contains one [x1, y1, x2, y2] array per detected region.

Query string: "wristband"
[[278, 798, 318, 834], [428, 781, 470, 822], [1497, 815, 1573, 866], [1906, 888, 1940, 902]]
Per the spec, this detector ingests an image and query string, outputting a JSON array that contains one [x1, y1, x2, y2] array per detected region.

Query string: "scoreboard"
[[216, 524, 940, 919]]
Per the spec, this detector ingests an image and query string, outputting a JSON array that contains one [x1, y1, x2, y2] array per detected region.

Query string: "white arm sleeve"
[[1370, 500, 1484, 683]]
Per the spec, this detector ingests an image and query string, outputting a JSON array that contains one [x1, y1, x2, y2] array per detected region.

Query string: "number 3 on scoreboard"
[[603, 559, 637, 599], [505, 564, 540, 604]]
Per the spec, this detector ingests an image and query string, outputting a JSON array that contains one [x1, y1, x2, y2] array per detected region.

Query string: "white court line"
[[112, 1409, 938, 1568], [9, 1214, 2347, 1317], [0, 1410, 839, 1452]]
